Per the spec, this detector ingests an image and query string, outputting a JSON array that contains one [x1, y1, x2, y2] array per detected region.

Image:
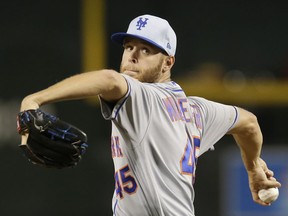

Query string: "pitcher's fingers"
[[265, 170, 274, 178], [21, 134, 29, 144]]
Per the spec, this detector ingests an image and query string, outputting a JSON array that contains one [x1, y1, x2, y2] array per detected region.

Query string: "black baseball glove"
[[17, 109, 88, 168]]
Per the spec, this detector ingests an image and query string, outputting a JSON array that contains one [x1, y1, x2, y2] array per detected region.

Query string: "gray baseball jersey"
[[100, 74, 238, 216]]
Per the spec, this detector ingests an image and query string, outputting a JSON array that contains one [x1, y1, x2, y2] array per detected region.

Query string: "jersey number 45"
[[180, 137, 200, 181]]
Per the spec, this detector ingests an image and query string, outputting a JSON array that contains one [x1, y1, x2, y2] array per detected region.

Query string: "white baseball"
[[258, 187, 279, 203]]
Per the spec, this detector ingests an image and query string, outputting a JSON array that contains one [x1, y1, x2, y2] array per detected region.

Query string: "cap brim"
[[111, 32, 167, 54]]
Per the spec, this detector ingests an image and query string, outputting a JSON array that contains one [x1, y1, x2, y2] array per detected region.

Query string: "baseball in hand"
[[258, 187, 279, 203]]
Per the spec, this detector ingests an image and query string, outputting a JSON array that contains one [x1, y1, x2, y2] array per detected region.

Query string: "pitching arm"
[[227, 108, 281, 206]]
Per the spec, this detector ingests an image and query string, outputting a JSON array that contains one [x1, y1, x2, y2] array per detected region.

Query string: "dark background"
[[1, 1, 287, 215]]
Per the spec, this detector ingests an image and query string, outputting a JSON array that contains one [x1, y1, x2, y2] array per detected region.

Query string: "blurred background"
[[1, 0, 287, 215]]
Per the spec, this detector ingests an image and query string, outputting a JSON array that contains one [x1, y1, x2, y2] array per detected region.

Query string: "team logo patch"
[[136, 17, 149, 30]]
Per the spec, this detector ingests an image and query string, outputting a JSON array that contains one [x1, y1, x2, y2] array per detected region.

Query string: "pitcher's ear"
[[163, 56, 175, 72]]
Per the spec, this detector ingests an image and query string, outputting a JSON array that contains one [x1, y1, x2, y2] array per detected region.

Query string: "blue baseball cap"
[[111, 14, 177, 56]]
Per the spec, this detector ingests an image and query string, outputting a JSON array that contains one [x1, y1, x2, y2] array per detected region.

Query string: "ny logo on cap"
[[136, 18, 148, 30]]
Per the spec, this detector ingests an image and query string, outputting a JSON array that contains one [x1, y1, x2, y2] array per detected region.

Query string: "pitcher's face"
[[120, 37, 167, 83]]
